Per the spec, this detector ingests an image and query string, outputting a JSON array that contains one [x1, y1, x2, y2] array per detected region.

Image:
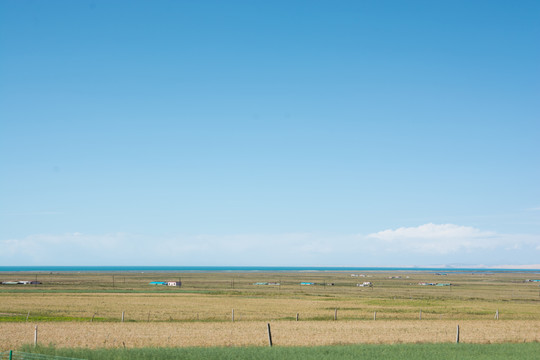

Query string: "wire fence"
[[0, 351, 84, 360]]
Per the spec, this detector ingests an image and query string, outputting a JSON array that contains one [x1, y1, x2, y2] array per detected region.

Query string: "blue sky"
[[1, 1, 539, 267]]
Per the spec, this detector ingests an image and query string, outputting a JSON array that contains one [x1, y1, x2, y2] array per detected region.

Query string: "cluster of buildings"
[[300, 282, 335, 286], [149, 281, 181, 287], [253, 282, 280, 286], [418, 282, 452, 286]]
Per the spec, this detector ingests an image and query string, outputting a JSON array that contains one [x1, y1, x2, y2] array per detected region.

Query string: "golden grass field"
[[2, 320, 540, 349], [1, 270, 539, 349]]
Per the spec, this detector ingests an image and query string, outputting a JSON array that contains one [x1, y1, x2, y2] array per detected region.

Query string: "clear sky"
[[1, 1, 539, 267]]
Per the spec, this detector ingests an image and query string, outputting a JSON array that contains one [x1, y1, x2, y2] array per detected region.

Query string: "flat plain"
[[1, 270, 539, 349]]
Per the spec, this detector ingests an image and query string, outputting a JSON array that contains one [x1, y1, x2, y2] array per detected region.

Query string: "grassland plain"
[[13, 343, 540, 360], [1, 271, 539, 349]]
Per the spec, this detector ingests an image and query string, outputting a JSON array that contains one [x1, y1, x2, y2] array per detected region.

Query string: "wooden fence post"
[[419, 310, 422, 320], [34, 325, 38, 347], [122, 311, 125, 322], [267, 323, 273, 347], [334, 308, 337, 321], [373, 311, 376, 320], [495, 309, 499, 320], [232, 309, 235, 322], [456, 325, 460, 344], [296, 313, 299, 321]]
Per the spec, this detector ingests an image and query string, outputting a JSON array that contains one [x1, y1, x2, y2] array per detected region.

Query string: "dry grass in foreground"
[[1, 320, 539, 349]]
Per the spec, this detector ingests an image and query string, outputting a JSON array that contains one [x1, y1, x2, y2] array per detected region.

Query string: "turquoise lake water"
[[1, 266, 539, 273]]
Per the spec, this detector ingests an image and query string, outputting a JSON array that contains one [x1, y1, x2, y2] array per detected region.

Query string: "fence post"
[[9, 350, 13, 360], [34, 325, 38, 347], [373, 311, 376, 320], [419, 310, 422, 320], [334, 308, 337, 321], [495, 309, 499, 320], [267, 323, 273, 347], [122, 311, 125, 322], [456, 325, 460, 344], [296, 313, 299, 321], [232, 309, 235, 322]]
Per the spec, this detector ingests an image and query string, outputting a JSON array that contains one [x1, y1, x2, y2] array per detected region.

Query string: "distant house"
[[300, 282, 315, 286], [253, 282, 281, 286], [357, 282, 372, 287], [1, 280, 40, 285], [149, 281, 181, 287]]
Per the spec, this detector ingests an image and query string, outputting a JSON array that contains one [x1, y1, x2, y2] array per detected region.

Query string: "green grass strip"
[[20, 343, 540, 360]]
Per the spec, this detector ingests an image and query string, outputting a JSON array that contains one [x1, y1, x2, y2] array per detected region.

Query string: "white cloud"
[[368, 223, 495, 241], [1, 225, 539, 266], [0, 232, 356, 266], [367, 223, 538, 255], [1, 232, 132, 263]]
